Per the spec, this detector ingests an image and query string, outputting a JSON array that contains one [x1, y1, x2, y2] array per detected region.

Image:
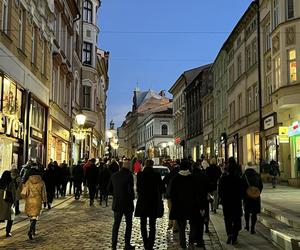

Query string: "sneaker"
[[6, 233, 12, 237], [124, 244, 135, 250]]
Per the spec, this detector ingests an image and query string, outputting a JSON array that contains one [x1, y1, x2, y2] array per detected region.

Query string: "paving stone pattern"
[[0, 198, 222, 250]]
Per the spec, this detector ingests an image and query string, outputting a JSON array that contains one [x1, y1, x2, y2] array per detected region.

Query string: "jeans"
[[140, 217, 156, 249], [112, 211, 133, 248]]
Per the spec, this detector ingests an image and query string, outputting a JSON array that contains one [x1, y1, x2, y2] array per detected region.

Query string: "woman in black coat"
[[135, 159, 163, 250], [219, 157, 243, 245], [241, 166, 263, 234]]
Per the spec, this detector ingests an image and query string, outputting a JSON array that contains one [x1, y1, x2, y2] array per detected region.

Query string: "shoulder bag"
[[245, 174, 260, 200]]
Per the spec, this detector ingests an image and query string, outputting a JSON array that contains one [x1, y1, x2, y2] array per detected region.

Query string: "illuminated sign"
[[288, 121, 300, 137], [0, 114, 24, 140], [279, 126, 289, 143]]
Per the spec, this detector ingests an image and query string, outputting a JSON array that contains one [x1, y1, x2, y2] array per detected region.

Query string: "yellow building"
[[0, 0, 52, 173]]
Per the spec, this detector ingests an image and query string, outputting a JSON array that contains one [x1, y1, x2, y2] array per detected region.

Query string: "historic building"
[[185, 65, 211, 161], [260, 0, 300, 185], [0, 0, 53, 174], [169, 71, 187, 159], [119, 89, 171, 159]]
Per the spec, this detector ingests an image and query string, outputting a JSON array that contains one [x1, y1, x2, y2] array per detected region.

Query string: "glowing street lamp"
[[75, 113, 86, 126]]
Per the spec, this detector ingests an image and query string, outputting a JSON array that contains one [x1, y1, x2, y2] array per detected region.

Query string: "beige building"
[[260, 0, 300, 185], [0, 0, 53, 173]]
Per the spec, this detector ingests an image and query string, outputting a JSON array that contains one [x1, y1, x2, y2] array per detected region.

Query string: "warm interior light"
[[106, 130, 113, 139]]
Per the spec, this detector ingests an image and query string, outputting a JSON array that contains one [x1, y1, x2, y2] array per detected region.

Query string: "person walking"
[[163, 159, 180, 232], [53, 161, 61, 198], [219, 157, 243, 245], [0, 171, 16, 237], [60, 161, 70, 197], [43, 163, 56, 209], [135, 159, 163, 250], [108, 160, 135, 250], [169, 159, 195, 249], [98, 162, 111, 207], [269, 160, 280, 188], [241, 164, 263, 234], [21, 174, 47, 240], [190, 162, 209, 248], [73, 161, 84, 200], [206, 158, 222, 214], [85, 158, 99, 206], [10, 165, 22, 215]]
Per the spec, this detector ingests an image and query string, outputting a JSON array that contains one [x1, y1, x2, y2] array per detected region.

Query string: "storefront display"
[[288, 121, 300, 177]]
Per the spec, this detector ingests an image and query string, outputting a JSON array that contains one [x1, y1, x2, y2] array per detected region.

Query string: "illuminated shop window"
[[288, 49, 297, 83]]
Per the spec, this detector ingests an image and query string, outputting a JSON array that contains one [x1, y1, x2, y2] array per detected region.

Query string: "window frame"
[[18, 6, 25, 50], [161, 124, 168, 136], [83, 85, 91, 109], [83, 42, 93, 65], [83, 0, 93, 23], [274, 55, 281, 89], [2, 0, 9, 34], [287, 48, 297, 83], [286, 0, 294, 20]]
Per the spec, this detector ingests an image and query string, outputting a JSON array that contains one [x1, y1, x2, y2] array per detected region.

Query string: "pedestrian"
[[169, 159, 195, 249], [133, 158, 142, 174], [0, 170, 16, 237], [109, 159, 120, 175], [108, 160, 135, 250], [20, 160, 33, 183], [10, 165, 22, 215], [201, 160, 211, 233], [163, 159, 180, 232], [98, 161, 111, 207], [218, 157, 243, 245], [269, 159, 280, 188], [85, 158, 98, 206], [53, 161, 61, 198], [21, 173, 47, 240], [189, 161, 209, 248], [135, 159, 164, 250], [69, 162, 74, 195], [206, 158, 222, 214], [60, 160, 70, 197], [241, 163, 263, 234], [43, 162, 56, 209], [73, 161, 84, 200]]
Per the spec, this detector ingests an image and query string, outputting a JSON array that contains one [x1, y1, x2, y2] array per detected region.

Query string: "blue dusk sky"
[[97, 0, 252, 127]]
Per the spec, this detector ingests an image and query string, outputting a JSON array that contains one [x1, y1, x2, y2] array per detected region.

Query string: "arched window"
[[83, 1, 93, 23], [161, 124, 168, 135]]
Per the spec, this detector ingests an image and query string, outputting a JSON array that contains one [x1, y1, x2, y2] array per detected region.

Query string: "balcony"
[[273, 84, 300, 111], [82, 109, 98, 128]]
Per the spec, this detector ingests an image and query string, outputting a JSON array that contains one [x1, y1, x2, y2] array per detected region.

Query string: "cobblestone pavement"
[[0, 197, 222, 250]]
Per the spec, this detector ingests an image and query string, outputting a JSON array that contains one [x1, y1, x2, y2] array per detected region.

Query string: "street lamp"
[[75, 113, 86, 126]]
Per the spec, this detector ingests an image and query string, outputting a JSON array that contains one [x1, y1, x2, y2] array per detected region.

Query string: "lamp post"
[[73, 113, 87, 160]]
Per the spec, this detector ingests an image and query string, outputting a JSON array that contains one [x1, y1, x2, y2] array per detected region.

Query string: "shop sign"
[[279, 126, 289, 144], [0, 113, 24, 140], [288, 121, 300, 137], [52, 122, 70, 141], [30, 127, 43, 141], [263, 115, 275, 130]]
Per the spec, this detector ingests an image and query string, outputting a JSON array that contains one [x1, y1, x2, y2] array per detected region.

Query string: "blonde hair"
[[210, 158, 217, 165]]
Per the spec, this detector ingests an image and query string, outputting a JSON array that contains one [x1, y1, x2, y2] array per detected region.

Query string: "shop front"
[[50, 120, 70, 165], [288, 121, 300, 179], [28, 97, 48, 165], [0, 75, 25, 175]]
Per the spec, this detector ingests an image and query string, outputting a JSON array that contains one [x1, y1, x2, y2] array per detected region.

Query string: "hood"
[[28, 175, 42, 184]]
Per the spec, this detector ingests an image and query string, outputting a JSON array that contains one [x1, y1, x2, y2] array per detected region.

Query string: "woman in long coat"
[[21, 174, 47, 240], [241, 165, 263, 234], [135, 159, 163, 250], [219, 157, 243, 245], [0, 171, 16, 237]]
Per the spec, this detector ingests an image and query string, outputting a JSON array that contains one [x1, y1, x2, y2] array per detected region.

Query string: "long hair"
[[0, 170, 12, 188]]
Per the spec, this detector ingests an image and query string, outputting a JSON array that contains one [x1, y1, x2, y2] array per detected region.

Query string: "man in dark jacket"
[[135, 159, 163, 250], [85, 158, 98, 206], [98, 162, 111, 206], [60, 161, 70, 197], [169, 159, 195, 249], [108, 160, 135, 250], [73, 161, 84, 200]]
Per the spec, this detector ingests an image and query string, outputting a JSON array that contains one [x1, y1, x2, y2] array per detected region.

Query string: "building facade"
[[0, 0, 53, 174], [260, 0, 300, 185]]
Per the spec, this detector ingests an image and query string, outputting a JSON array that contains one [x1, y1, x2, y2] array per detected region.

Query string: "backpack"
[[245, 174, 260, 199]]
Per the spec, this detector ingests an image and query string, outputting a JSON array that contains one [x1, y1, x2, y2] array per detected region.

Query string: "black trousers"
[[112, 211, 133, 248], [140, 217, 156, 249], [88, 184, 96, 201], [190, 217, 204, 245], [244, 211, 257, 229], [224, 216, 241, 238], [177, 219, 191, 248], [74, 181, 82, 198], [46, 185, 55, 204]]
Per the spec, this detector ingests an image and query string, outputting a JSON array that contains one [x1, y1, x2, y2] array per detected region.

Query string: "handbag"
[[3, 188, 14, 203], [245, 174, 260, 199], [20, 185, 28, 199]]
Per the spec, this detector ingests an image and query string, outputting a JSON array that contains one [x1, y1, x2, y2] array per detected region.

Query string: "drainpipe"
[[256, 0, 263, 172]]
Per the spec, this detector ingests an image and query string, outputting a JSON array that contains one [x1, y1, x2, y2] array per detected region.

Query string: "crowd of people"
[[0, 155, 265, 249]]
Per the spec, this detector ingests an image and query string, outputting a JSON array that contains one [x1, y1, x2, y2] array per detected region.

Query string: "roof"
[[136, 89, 165, 108]]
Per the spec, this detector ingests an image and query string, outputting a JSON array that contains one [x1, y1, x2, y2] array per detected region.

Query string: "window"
[[229, 101, 235, 124], [41, 39, 46, 75], [2, 0, 9, 33], [18, 7, 25, 50], [54, 11, 60, 42], [161, 124, 168, 135], [252, 40, 257, 64], [287, 49, 297, 83], [265, 23, 271, 52], [237, 54, 242, 77], [31, 25, 37, 64], [247, 88, 253, 114], [274, 55, 281, 89], [229, 64, 234, 86], [246, 46, 251, 70], [30, 99, 45, 131], [83, 42, 92, 65], [266, 74, 272, 104], [273, 0, 280, 28], [83, 86, 91, 109], [286, 0, 294, 20], [237, 94, 242, 119], [254, 85, 259, 111], [83, 0, 93, 23], [52, 67, 58, 103]]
